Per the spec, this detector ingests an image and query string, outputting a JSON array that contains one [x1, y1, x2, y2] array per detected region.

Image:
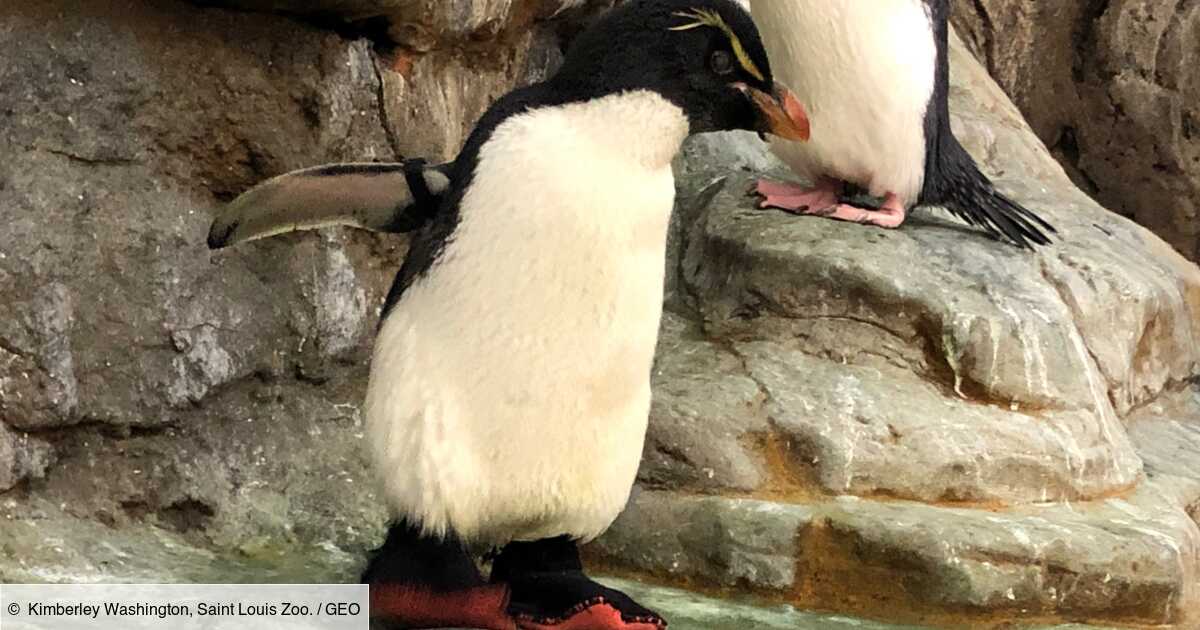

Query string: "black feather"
[[918, 0, 1056, 249]]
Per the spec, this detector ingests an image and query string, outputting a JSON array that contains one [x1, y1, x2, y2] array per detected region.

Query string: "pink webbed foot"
[[811, 192, 909, 229], [753, 177, 841, 215]]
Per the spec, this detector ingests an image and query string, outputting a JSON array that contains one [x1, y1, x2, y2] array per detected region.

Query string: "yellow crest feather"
[[668, 8, 766, 82]]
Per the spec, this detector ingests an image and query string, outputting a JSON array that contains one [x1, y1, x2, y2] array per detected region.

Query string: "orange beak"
[[743, 82, 810, 142]]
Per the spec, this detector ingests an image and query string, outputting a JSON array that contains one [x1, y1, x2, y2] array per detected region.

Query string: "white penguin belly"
[[364, 92, 688, 545], [751, 0, 937, 203]]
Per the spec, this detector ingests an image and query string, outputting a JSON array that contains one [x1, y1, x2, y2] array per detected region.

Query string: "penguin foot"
[[370, 583, 516, 630], [822, 192, 908, 229], [506, 573, 666, 630], [752, 177, 840, 214], [491, 537, 666, 630], [363, 521, 518, 630]]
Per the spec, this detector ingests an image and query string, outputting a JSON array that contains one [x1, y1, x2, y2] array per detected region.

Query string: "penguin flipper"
[[206, 160, 452, 249], [924, 137, 1057, 250]]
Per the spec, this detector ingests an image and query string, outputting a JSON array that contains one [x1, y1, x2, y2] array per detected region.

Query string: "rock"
[[0, 499, 1014, 630], [737, 340, 1138, 503], [0, 424, 54, 491], [0, 0, 397, 429], [3, 1, 1200, 628], [378, 27, 560, 161], [0, 498, 362, 583], [951, 0, 1200, 264], [1126, 385, 1200, 524], [592, 490, 813, 591], [214, 0, 603, 50], [818, 482, 1199, 622], [593, 482, 1200, 626], [639, 312, 769, 494]]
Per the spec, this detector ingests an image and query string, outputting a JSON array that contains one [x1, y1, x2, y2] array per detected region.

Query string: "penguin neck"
[[545, 89, 690, 170]]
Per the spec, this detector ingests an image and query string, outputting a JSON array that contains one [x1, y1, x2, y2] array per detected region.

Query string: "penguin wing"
[[923, 136, 1057, 249], [207, 161, 452, 249]]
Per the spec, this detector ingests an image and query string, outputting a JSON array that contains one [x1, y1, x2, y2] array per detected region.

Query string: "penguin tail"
[[206, 159, 452, 249], [924, 137, 1057, 250]]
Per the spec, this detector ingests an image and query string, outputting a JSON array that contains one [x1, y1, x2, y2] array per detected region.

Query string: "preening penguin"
[[206, 160, 451, 249], [748, 0, 1056, 248], [355, 1, 807, 628]]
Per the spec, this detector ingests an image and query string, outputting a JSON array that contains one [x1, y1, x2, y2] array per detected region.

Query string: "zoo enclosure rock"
[[951, 0, 1200, 264], [1, 2, 1199, 628], [218, 0, 617, 161], [0, 0, 577, 546]]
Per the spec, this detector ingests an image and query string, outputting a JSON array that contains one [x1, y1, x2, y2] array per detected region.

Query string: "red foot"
[[370, 584, 517, 630], [753, 177, 841, 215], [515, 598, 666, 630]]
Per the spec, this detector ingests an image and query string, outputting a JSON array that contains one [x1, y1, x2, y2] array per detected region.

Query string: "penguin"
[[747, 0, 1056, 249], [207, 159, 451, 249], [210, 1, 809, 628]]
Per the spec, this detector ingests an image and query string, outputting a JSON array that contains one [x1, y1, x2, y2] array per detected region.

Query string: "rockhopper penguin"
[[210, 1, 809, 628], [361, 1, 807, 627], [748, 0, 1056, 248]]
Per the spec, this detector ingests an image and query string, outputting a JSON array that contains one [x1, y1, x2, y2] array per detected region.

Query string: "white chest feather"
[[364, 91, 688, 544], [750, 0, 937, 203]]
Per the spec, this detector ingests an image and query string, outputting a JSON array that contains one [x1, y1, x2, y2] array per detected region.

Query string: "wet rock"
[[820, 482, 1199, 622], [593, 490, 812, 591], [0, 498, 361, 583], [737, 340, 1139, 503], [0, 499, 1028, 630], [639, 313, 769, 494], [594, 482, 1200, 625]]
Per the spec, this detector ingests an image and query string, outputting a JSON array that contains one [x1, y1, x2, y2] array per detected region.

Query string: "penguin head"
[[554, 0, 809, 141]]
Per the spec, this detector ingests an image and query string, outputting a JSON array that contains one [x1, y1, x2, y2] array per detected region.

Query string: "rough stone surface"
[[951, 0, 1200, 264], [737, 340, 1138, 504], [1, 0, 395, 431], [594, 482, 1200, 626], [3, 2, 1200, 629], [593, 490, 812, 592], [818, 481, 1199, 623], [378, 27, 560, 162], [0, 424, 54, 492], [217, 0, 601, 51], [1126, 384, 1200, 525], [639, 313, 769, 494]]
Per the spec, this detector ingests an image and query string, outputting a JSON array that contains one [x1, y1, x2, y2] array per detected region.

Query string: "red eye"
[[710, 50, 734, 75]]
